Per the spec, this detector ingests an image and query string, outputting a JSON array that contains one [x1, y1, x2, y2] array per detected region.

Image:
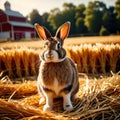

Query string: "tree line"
[[28, 0, 120, 36]]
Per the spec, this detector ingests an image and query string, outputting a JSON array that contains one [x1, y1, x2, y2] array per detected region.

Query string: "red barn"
[[0, 1, 35, 40]]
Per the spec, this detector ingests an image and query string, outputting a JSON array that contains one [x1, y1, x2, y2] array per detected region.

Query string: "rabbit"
[[34, 21, 79, 112]]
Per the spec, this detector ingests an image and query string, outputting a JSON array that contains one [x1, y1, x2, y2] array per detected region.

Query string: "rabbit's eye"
[[44, 42, 49, 48], [56, 42, 61, 49]]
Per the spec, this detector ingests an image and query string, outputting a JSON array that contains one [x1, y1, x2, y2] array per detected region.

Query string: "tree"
[[115, 0, 120, 33], [29, 9, 43, 25], [42, 12, 49, 26], [75, 4, 86, 19], [48, 3, 76, 35], [75, 4, 87, 34], [62, 3, 76, 35], [63, 3, 75, 10], [115, 0, 120, 19], [99, 26, 110, 36], [48, 8, 63, 33], [84, 1, 106, 34], [75, 17, 87, 34], [42, 12, 53, 34], [102, 6, 117, 34]]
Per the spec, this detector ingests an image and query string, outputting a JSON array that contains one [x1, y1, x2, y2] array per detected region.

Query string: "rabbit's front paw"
[[63, 93, 73, 111], [43, 104, 52, 112], [64, 102, 73, 111], [39, 97, 45, 104]]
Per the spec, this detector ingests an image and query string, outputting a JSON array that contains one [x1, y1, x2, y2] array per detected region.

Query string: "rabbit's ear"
[[56, 21, 70, 40], [34, 23, 52, 40]]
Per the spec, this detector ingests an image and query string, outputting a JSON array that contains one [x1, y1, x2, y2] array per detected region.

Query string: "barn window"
[[22, 33, 25, 38], [16, 33, 20, 39]]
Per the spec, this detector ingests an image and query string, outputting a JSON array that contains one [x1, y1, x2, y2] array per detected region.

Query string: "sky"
[[0, 0, 115, 16]]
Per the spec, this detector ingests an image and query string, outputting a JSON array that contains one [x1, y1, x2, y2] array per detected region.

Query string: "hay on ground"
[[0, 74, 120, 120]]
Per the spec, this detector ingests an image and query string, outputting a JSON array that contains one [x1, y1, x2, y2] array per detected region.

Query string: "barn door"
[[25, 32, 31, 39], [0, 32, 10, 39]]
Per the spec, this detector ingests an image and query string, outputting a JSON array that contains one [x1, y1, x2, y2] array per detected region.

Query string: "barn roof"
[[5, 9, 24, 17], [9, 21, 34, 28]]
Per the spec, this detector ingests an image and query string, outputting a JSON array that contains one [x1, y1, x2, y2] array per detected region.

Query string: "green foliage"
[[99, 26, 110, 36], [75, 17, 87, 34], [75, 4, 86, 19], [27, 1, 120, 36], [116, 18, 120, 33], [28, 9, 43, 25], [102, 7, 117, 33], [115, 0, 120, 19], [48, 8, 62, 33], [48, 3, 76, 35], [62, 3, 76, 34], [63, 2, 75, 10], [115, 0, 120, 33], [84, 1, 106, 33]]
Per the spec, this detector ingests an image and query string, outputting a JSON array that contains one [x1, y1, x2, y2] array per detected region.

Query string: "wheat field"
[[0, 36, 120, 120], [0, 43, 120, 78], [0, 36, 120, 49]]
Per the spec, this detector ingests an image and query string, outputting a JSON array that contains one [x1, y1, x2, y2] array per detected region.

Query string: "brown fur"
[[35, 21, 79, 111], [38, 58, 79, 94]]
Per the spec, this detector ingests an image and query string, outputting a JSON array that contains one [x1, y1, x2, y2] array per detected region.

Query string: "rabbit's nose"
[[46, 54, 53, 58], [45, 51, 53, 58]]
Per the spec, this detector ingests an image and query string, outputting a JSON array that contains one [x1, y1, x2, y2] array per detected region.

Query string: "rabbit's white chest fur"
[[53, 78, 60, 95]]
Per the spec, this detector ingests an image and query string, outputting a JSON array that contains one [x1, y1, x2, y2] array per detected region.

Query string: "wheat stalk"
[[0, 44, 120, 78], [14, 49, 22, 77], [1, 50, 14, 77], [89, 45, 98, 74], [108, 44, 120, 73]]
